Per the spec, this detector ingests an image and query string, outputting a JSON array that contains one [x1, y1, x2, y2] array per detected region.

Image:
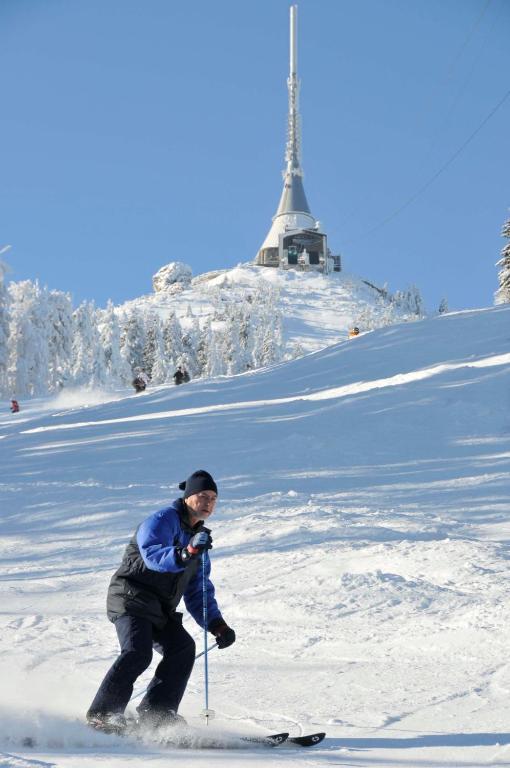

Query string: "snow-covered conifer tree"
[[142, 312, 158, 381], [8, 281, 34, 396], [378, 306, 393, 328], [259, 314, 283, 367], [355, 304, 376, 332], [180, 317, 201, 378], [7, 280, 51, 396], [410, 285, 425, 316], [252, 286, 283, 368], [162, 312, 182, 376], [495, 214, 510, 305], [47, 290, 73, 391], [222, 302, 243, 375], [234, 298, 255, 372], [149, 328, 168, 385], [207, 296, 230, 375], [195, 319, 210, 377], [71, 301, 105, 387], [290, 340, 305, 360], [209, 308, 242, 378], [120, 309, 146, 378], [0, 258, 10, 395], [99, 300, 130, 385], [438, 298, 449, 315], [142, 312, 168, 383], [201, 319, 223, 378], [392, 285, 425, 317]]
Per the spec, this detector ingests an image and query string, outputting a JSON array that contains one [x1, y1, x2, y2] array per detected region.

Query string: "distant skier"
[[173, 366, 190, 386], [348, 326, 360, 339], [132, 372, 148, 393], [10, 399, 20, 413], [86, 470, 235, 735]]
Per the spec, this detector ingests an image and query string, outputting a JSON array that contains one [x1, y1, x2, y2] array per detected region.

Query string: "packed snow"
[[1, 303, 510, 767]]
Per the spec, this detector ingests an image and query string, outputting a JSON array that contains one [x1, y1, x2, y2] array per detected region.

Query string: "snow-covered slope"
[[1, 305, 510, 768], [122, 263, 422, 353]]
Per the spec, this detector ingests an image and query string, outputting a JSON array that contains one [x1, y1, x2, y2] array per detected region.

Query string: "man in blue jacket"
[[86, 470, 235, 734]]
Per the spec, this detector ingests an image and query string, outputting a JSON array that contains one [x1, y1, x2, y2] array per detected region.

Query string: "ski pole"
[[195, 642, 218, 661], [202, 550, 215, 724]]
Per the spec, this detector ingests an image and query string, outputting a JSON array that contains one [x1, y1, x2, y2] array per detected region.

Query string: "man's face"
[[185, 491, 217, 521]]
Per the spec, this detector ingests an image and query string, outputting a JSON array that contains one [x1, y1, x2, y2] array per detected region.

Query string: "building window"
[[287, 248, 298, 265]]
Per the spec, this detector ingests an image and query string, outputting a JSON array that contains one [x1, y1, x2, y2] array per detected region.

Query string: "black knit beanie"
[[179, 470, 218, 499]]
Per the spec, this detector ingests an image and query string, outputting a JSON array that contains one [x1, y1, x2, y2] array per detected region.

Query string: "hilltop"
[[2, 262, 425, 398], [121, 262, 425, 355]]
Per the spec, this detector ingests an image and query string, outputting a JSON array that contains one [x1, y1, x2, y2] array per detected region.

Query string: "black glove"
[[180, 530, 213, 564], [209, 618, 236, 649]]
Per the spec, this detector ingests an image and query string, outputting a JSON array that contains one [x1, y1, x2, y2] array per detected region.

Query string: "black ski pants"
[[87, 612, 196, 718]]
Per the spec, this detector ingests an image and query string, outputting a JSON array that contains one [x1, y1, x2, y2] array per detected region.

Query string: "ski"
[[241, 731, 325, 748], [288, 731, 326, 747], [240, 731, 289, 747], [86, 720, 289, 750], [25, 727, 323, 752], [151, 730, 289, 750]]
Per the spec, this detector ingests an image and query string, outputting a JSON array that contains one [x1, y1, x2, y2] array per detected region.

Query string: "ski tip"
[[241, 731, 289, 747], [266, 732, 290, 746], [289, 731, 326, 747]]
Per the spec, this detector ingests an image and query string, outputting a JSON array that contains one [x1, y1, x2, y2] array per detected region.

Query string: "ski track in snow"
[[1, 304, 510, 767]]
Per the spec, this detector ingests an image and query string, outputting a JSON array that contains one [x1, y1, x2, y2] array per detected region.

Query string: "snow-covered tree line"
[[494, 213, 510, 305], [0, 259, 10, 396], [353, 283, 426, 332], [1, 280, 283, 398]]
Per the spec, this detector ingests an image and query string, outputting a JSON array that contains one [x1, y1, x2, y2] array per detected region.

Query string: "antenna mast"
[[286, 4, 302, 176], [256, 3, 336, 272]]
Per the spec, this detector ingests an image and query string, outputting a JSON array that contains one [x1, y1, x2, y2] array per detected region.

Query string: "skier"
[[348, 326, 360, 339], [132, 372, 147, 393], [10, 399, 20, 413], [86, 470, 235, 735], [173, 366, 190, 385]]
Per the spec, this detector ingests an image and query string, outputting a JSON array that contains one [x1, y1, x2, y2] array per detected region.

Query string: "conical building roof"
[[275, 171, 311, 217]]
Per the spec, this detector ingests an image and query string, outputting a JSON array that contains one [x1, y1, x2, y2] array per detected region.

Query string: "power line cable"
[[443, 0, 492, 82], [341, 86, 510, 246], [427, 0, 500, 159]]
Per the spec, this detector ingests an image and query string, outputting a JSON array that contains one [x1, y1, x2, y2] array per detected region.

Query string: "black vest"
[[106, 503, 203, 629]]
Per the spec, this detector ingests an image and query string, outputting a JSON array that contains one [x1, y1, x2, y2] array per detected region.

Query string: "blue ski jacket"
[[106, 498, 222, 630]]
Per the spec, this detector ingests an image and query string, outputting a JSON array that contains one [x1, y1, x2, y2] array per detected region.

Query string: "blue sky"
[[1, 0, 508, 311]]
